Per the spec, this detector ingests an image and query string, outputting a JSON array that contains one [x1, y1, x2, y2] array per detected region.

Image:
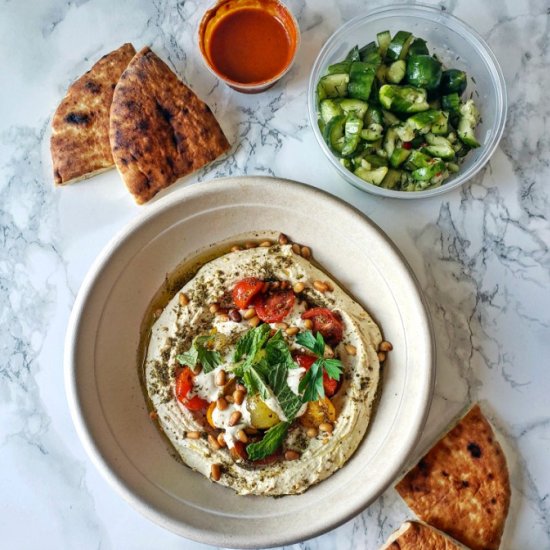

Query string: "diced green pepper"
[[386, 31, 414, 61], [441, 93, 461, 114], [457, 99, 481, 148], [408, 38, 429, 56], [354, 166, 389, 185], [348, 62, 376, 101], [386, 60, 406, 84], [379, 84, 429, 113], [406, 55, 442, 91], [390, 147, 411, 168], [440, 69, 467, 95]]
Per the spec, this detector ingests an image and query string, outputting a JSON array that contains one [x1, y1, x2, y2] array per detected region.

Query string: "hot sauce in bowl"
[[199, 0, 300, 93]]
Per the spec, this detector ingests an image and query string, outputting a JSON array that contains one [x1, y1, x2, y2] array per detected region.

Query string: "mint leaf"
[[265, 330, 297, 369], [246, 422, 289, 461], [267, 362, 303, 420], [176, 335, 221, 373], [233, 324, 271, 362]]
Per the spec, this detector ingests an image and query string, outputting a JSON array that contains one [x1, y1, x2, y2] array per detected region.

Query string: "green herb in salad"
[[316, 29, 480, 192]]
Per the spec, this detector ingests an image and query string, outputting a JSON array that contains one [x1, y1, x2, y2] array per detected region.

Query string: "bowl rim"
[[307, 2, 508, 199], [64, 176, 435, 547]]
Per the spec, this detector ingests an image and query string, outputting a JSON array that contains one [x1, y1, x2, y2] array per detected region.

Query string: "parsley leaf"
[[246, 421, 289, 461], [176, 335, 221, 374], [295, 330, 324, 356], [299, 360, 325, 402]]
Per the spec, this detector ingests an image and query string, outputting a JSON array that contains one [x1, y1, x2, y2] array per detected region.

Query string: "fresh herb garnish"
[[176, 335, 221, 374], [296, 331, 343, 402], [246, 421, 289, 462]]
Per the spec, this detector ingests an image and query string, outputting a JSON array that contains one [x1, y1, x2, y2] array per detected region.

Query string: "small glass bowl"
[[307, 4, 507, 198]]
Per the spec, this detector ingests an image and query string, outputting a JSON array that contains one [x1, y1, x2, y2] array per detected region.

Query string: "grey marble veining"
[[1, 0, 549, 548]]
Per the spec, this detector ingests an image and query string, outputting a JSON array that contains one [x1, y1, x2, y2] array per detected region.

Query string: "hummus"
[[145, 242, 383, 495]]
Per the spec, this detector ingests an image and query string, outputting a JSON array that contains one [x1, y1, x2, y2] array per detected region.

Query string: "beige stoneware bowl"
[[65, 176, 434, 548]]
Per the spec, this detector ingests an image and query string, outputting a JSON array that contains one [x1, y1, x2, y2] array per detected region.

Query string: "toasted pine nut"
[[245, 241, 257, 249], [243, 308, 256, 320], [313, 280, 329, 292], [378, 351, 386, 362], [293, 282, 305, 293], [179, 292, 189, 306], [275, 322, 288, 330], [208, 434, 221, 450], [285, 450, 301, 461], [322, 437, 330, 445], [379, 340, 393, 352], [217, 432, 227, 447], [235, 383, 247, 393], [306, 427, 318, 438], [278, 233, 289, 245], [229, 309, 242, 322], [244, 426, 259, 435], [345, 344, 357, 356], [225, 395, 234, 403], [292, 243, 301, 255], [324, 344, 334, 358], [230, 245, 243, 252], [300, 246, 312, 259], [286, 326, 299, 336], [209, 303, 220, 314], [215, 370, 226, 387], [236, 429, 248, 443], [249, 316, 260, 328], [324, 280, 334, 291], [259, 240, 272, 247], [217, 397, 228, 410], [319, 422, 334, 433], [211, 463, 222, 481], [233, 389, 245, 405], [186, 431, 201, 440], [228, 410, 242, 427], [217, 313, 229, 322], [304, 319, 314, 330]]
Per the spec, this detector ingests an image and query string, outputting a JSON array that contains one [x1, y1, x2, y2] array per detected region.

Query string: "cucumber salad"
[[316, 30, 481, 192]]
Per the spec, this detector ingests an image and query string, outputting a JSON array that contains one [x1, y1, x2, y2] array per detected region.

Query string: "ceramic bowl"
[[65, 176, 434, 547]]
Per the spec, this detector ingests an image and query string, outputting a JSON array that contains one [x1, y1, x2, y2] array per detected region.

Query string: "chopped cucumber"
[[379, 84, 429, 113], [359, 41, 382, 66], [348, 62, 376, 101], [323, 114, 346, 155], [408, 38, 429, 56], [387, 31, 414, 61], [387, 60, 406, 84], [328, 61, 352, 74], [440, 69, 467, 95], [441, 93, 461, 114], [337, 98, 369, 119], [346, 46, 361, 62], [406, 55, 442, 91], [377, 30, 392, 57], [320, 99, 343, 124], [354, 166, 388, 185], [458, 99, 481, 147], [361, 123, 384, 142], [390, 147, 411, 168], [381, 168, 403, 189], [342, 114, 363, 156], [366, 105, 384, 126], [319, 74, 349, 98], [431, 111, 449, 135]]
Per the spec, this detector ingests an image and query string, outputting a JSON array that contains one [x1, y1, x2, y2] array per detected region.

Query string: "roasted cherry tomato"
[[253, 289, 295, 323], [295, 353, 339, 397], [302, 307, 344, 345], [232, 277, 264, 309], [230, 440, 248, 462], [176, 367, 209, 411], [251, 448, 283, 466]]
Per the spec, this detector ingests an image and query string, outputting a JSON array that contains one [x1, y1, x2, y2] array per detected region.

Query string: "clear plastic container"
[[308, 4, 507, 198]]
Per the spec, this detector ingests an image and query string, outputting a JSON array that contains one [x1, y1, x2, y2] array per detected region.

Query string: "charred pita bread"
[[109, 47, 230, 204], [51, 43, 136, 185], [395, 404, 510, 550], [381, 521, 467, 549]]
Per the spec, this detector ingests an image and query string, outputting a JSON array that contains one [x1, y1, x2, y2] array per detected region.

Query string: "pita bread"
[[51, 43, 136, 185], [109, 47, 230, 204], [380, 521, 467, 549], [395, 404, 510, 550]]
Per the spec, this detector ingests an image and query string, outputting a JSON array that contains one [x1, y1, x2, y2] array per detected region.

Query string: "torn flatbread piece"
[[380, 521, 468, 549], [395, 404, 510, 550], [51, 43, 136, 184], [109, 47, 230, 204]]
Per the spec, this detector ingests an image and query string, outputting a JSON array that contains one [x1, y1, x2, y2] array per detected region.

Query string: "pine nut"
[[286, 326, 299, 336], [235, 383, 247, 393], [306, 427, 318, 438], [215, 370, 226, 387], [324, 280, 334, 291], [319, 422, 334, 433], [378, 351, 386, 362], [379, 340, 393, 352], [313, 280, 329, 292], [322, 437, 330, 445], [293, 282, 305, 293], [209, 303, 220, 314], [304, 319, 313, 330], [217, 432, 227, 447], [292, 243, 301, 255], [217, 397, 228, 410], [229, 309, 242, 322], [285, 450, 301, 461], [211, 463, 222, 481], [278, 233, 289, 245], [236, 429, 248, 443], [259, 240, 272, 247], [345, 344, 357, 356], [179, 292, 189, 306], [275, 322, 289, 330], [300, 246, 312, 259], [245, 241, 257, 249], [225, 395, 235, 403], [217, 313, 229, 322], [324, 344, 335, 358], [243, 308, 256, 320], [186, 431, 201, 440], [244, 426, 259, 435], [233, 390, 245, 405], [208, 434, 221, 450], [228, 411, 242, 427], [230, 245, 243, 252], [249, 316, 260, 327]]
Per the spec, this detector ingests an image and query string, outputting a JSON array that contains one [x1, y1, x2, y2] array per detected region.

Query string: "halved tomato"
[[253, 289, 295, 323], [232, 277, 264, 309], [251, 448, 283, 466], [295, 353, 339, 397], [230, 440, 248, 461], [176, 367, 209, 411], [302, 307, 343, 345]]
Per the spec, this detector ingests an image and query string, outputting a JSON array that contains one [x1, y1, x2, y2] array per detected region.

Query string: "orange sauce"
[[209, 8, 293, 84]]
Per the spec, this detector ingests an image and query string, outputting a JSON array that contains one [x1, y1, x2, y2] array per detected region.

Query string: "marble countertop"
[[1, 0, 549, 548]]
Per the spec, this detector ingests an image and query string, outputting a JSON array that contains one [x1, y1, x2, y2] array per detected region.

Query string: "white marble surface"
[[1, 0, 549, 548]]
